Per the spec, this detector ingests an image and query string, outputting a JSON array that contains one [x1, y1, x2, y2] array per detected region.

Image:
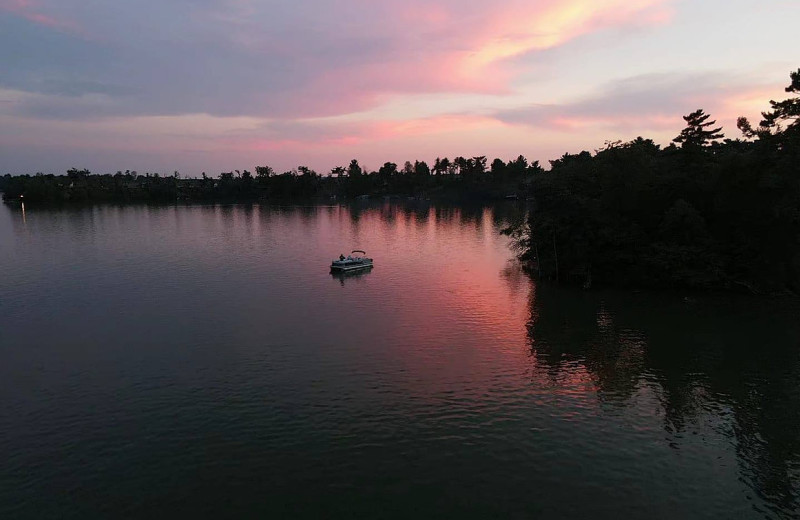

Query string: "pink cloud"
[[497, 72, 787, 139], [1, 0, 80, 32], [229, 75, 790, 165], [546, 114, 678, 132], [260, 0, 676, 118], [719, 85, 782, 117], [221, 114, 503, 153], [458, 0, 673, 77], [1, 0, 678, 122]]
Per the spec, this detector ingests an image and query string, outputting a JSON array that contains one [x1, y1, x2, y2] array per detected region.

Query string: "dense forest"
[[505, 68, 800, 294], [0, 156, 539, 204], [2, 69, 798, 293]]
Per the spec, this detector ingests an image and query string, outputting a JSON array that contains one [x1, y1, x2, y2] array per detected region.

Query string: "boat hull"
[[330, 261, 373, 272]]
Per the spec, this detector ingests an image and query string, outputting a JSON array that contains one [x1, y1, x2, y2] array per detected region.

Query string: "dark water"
[[1, 202, 799, 519]]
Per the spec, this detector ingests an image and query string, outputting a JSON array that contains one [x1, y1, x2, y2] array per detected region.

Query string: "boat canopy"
[[352, 250, 366, 254]]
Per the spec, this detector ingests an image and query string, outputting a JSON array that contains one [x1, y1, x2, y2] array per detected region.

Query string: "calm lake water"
[[1, 202, 799, 519]]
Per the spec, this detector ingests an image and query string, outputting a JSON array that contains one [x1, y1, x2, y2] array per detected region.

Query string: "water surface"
[[1, 202, 799, 519]]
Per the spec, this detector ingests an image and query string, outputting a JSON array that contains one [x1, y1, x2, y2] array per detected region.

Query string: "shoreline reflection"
[[526, 283, 800, 517]]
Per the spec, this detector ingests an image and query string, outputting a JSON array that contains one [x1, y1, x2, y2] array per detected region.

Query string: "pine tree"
[[673, 109, 724, 148], [738, 68, 800, 138], [761, 69, 800, 130]]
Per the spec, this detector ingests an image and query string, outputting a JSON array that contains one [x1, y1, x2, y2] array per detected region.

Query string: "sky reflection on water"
[[0, 202, 798, 519]]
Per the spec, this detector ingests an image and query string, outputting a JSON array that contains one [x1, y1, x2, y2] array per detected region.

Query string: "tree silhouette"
[[471, 156, 487, 174], [761, 68, 800, 131], [347, 159, 363, 178], [434, 157, 451, 176], [413, 160, 430, 176], [739, 68, 800, 138], [255, 165, 274, 179], [673, 109, 724, 148], [378, 162, 397, 177]]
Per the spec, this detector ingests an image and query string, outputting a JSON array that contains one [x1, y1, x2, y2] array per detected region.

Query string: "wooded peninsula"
[[2, 69, 798, 294]]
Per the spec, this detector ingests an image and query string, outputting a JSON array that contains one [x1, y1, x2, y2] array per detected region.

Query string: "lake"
[[1, 202, 799, 519]]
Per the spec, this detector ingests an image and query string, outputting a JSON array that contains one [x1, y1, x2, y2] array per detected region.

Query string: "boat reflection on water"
[[330, 265, 373, 286]]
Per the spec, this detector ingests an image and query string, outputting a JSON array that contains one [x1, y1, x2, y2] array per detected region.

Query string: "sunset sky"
[[1, 0, 798, 176]]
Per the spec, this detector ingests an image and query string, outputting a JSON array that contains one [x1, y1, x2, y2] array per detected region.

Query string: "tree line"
[[0, 155, 541, 204], [3, 68, 798, 293], [505, 68, 800, 294]]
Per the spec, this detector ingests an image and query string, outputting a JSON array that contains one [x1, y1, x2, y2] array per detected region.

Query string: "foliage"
[[4, 68, 799, 294], [673, 109, 723, 149], [1, 154, 540, 204], [507, 69, 800, 294]]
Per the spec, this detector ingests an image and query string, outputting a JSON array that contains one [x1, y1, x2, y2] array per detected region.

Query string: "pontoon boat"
[[331, 250, 373, 272]]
